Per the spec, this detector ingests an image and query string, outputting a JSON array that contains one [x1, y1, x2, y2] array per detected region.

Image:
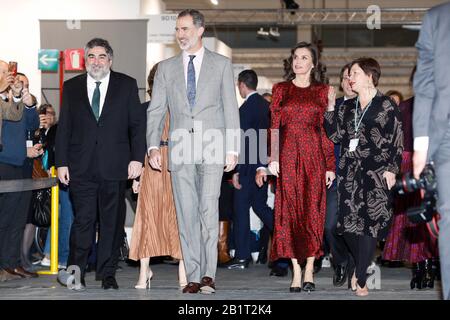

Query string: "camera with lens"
[[393, 163, 437, 223]]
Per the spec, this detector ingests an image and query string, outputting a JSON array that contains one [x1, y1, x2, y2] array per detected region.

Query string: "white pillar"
[[140, 0, 166, 99]]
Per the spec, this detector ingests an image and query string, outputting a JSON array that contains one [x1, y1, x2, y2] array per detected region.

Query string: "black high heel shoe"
[[423, 259, 436, 289], [410, 261, 425, 290], [289, 286, 301, 292], [302, 270, 315, 293], [347, 267, 357, 291]]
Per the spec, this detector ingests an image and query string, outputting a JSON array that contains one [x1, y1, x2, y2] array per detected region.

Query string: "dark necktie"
[[92, 81, 101, 121], [187, 55, 196, 108]]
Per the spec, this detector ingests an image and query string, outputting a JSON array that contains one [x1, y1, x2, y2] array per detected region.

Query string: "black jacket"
[[55, 71, 145, 181]]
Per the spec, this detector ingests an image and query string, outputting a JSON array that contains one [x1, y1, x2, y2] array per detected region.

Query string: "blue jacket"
[[236, 93, 270, 176], [0, 107, 39, 166]]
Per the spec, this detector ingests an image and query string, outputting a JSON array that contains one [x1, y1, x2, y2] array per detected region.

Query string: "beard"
[[86, 63, 110, 80], [177, 36, 198, 51]]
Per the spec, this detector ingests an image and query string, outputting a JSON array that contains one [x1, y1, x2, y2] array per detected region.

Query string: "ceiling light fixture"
[[210, 0, 219, 5]]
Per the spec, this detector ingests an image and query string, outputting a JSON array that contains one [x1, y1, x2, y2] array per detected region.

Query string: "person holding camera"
[[325, 57, 403, 296], [382, 67, 439, 290], [0, 60, 26, 152], [0, 70, 39, 281], [413, 1, 450, 300]]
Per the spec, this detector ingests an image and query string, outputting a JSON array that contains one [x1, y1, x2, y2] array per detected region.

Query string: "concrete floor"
[[0, 262, 443, 300]]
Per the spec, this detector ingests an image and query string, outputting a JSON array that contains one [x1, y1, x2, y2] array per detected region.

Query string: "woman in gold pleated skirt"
[[128, 64, 186, 290]]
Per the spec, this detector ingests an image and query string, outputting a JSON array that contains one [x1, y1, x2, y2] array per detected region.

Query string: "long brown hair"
[[283, 41, 328, 84], [147, 63, 159, 99]]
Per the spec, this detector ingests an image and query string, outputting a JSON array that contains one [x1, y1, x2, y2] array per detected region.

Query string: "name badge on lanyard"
[[350, 96, 372, 152], [349, 138, 359, 152]]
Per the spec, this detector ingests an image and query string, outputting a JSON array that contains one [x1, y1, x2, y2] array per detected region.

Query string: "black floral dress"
[[324, 91, 403, 239]]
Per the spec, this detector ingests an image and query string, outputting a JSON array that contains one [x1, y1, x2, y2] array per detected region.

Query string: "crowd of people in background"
[[0, 5, 448, 300]]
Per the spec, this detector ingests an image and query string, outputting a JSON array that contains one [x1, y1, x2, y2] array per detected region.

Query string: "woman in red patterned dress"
[[268, 42, 336, 292]]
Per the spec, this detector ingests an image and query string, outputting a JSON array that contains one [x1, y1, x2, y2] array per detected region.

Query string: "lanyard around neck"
[[354, 95, 373, 133]]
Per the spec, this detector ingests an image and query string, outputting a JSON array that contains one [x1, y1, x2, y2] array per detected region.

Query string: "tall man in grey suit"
[[413, 1, 450, 300], [147, 9, 240, 294]]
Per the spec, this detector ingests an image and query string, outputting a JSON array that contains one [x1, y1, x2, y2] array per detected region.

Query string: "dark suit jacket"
[[236, 93, 270, 176], [55, 71, 145, 181]]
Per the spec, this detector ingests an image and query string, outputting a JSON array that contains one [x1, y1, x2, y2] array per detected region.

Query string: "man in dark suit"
[[55, 38, 145, 291], [413, 1, 450, 300], [324, 63, 356, 287], [223, 70, 273, 269]]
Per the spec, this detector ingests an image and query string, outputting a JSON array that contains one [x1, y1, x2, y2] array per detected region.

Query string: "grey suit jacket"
[[146, 48, 240, 171], [413, 1, 450, 160]]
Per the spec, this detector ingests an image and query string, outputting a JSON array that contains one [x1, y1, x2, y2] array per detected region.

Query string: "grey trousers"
[[171, 164, 224, 283], [434, 125, 450, 300]]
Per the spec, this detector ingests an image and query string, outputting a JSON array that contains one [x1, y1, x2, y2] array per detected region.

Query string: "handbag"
[[31, 188, 51, 227]]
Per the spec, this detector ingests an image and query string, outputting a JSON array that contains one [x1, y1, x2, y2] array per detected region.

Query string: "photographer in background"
[[0, 70, 39, 281], [413, 2, 450, 300]]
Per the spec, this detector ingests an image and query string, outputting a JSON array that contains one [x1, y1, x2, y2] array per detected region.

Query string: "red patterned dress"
[[269, 81, 335, 263]]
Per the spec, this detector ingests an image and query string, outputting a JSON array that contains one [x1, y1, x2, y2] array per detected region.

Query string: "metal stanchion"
[[38, 167, 59, 275]]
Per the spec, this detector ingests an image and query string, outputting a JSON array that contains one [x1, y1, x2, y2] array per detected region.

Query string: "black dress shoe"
[[314, 258, 322, 274], [256, 247, 268, 264], [289, 286, 301, 292], [333, 264, 348, 287], [270, 265, 288, 277], [102, 276, 119, 290], [221, 257, 251, 269]]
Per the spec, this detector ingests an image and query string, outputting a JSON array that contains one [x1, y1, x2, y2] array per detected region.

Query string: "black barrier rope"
[[0, 177, 57, 193]]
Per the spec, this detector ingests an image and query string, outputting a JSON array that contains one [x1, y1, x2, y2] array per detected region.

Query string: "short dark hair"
[[385, 90, 404, 103], [283, 41, 327, 84], [338, 63, 352, 92], [177, 9, 205, 28], [238, 69, 258, 90], [85, 38, 114, 59], [350, 57, 381, 87]]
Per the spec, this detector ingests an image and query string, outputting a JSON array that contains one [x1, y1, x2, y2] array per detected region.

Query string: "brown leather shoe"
[[200, 276, 216, 294], [0, 269, 21, 282], [5, 267, 38, 278], [182, 282, 201, 293]]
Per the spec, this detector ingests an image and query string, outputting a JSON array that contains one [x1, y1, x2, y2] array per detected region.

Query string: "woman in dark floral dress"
[[324, 57, 403, 296]]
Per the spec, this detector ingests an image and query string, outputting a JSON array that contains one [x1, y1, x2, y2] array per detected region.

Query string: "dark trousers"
[[324, 185, 352, 267], [233, 175, 273, 260], [0, 163, 31, 269], [68, 179, 126, 280], [343, 233, 377, 288]]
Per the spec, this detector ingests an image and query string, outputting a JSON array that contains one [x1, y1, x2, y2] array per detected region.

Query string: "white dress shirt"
[[87, 72, 110, 117]]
